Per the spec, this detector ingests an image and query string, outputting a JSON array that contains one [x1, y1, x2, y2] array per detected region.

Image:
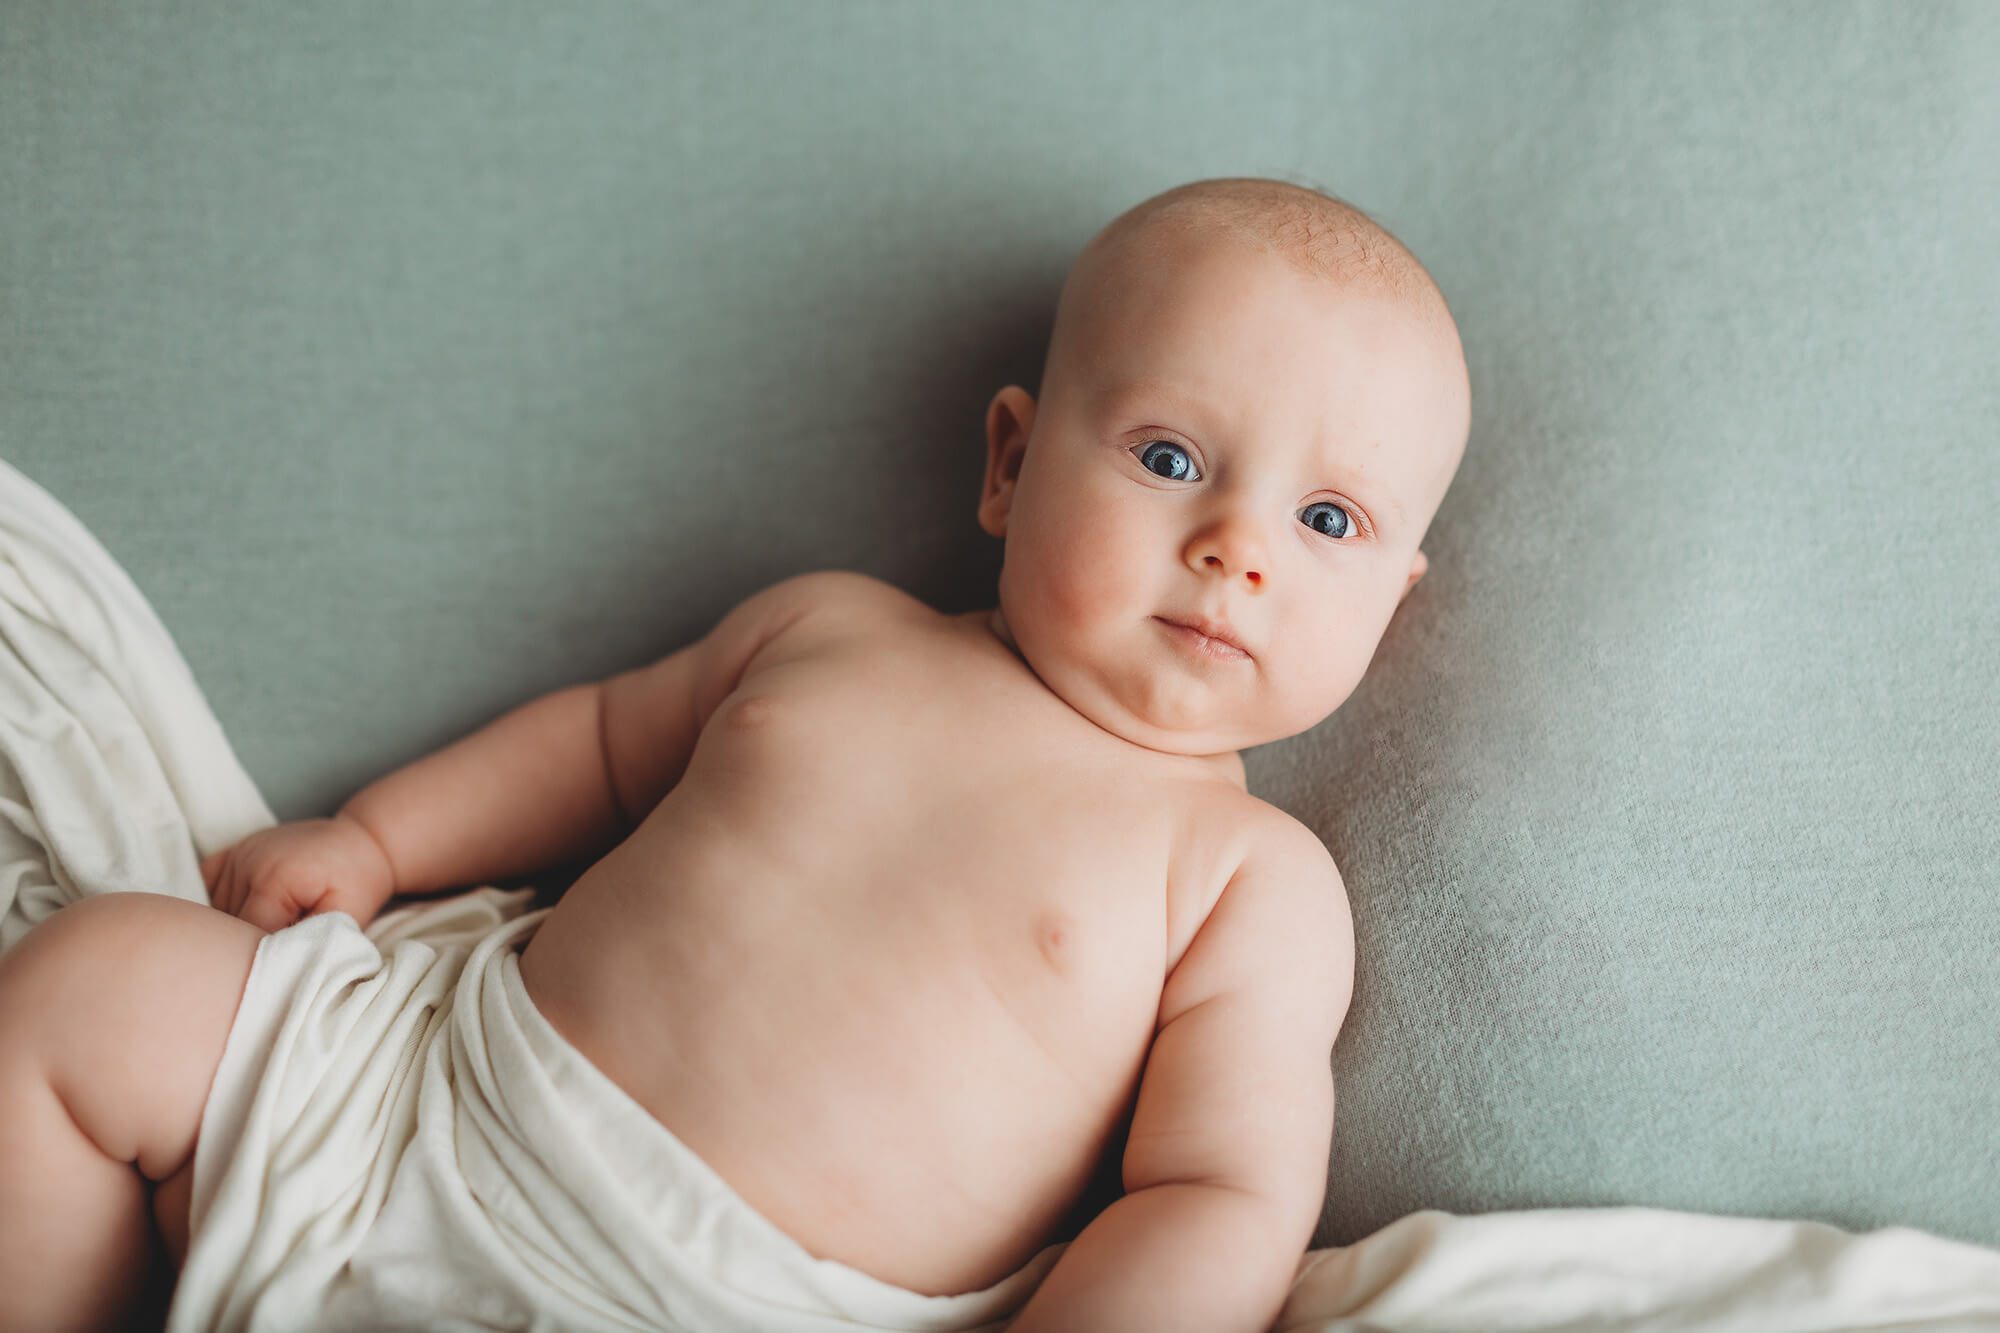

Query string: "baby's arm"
[[338, 569, 867, 900], [206, 570, 875, 931], [333, 679, 624, 899], [207, 677, 621, 931], [1009, 816, 1356, 1333], [205, 676, 616, 924]]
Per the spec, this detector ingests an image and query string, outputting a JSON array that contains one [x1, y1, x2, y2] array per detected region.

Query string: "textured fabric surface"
[[3, 0, 1994, 1257]]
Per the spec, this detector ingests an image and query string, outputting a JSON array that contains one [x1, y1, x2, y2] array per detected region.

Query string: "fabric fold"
[[171, 907, 1063, 1332]]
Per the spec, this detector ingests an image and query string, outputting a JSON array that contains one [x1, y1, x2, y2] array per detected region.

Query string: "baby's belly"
[[516, 829, 1162, 1297]]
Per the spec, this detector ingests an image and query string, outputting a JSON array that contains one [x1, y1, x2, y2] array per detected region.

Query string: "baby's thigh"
[[0, 893, 263, 1259]]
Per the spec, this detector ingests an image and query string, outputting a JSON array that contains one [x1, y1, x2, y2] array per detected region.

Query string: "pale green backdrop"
[[4, 1, 1995, 1251]]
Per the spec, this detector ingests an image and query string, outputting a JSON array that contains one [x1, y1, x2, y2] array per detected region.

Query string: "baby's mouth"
[[1153, 616, 1252, 662]]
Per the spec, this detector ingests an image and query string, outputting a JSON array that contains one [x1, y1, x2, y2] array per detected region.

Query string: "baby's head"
[[977, 176, 1470, 758]]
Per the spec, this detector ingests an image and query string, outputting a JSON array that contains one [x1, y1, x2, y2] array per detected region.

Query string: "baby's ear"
[[978, 386, 1036, 537], [1400, 549, 1428, 602]]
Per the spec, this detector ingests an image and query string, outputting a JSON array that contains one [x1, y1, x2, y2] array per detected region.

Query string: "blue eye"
[[1301, 501, 1354, 539], [1134, 439, 1362, 540], [1135, 440, 1198, 481]]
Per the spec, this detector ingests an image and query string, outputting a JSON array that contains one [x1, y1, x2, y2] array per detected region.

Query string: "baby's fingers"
[[303, 881, 386, 930], [204, 851, 236, 911], [236, 884, 303, 935], [214, 855, 252, 917]]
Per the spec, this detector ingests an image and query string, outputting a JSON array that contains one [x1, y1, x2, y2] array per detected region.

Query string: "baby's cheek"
[[1053, 509, 1144, 633], [1021, 495, 1109, 620], [1291, 622, 1371, 719]]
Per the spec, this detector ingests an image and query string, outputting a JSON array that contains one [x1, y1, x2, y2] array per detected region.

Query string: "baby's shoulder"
[[1228, 799, 1345, 890], [738, 570, 927, 653], [1176, 794, 1339, 922], [761, 569, 923, 621]]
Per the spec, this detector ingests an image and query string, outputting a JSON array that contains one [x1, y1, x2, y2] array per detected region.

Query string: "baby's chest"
[[792, 750, 1181, 1003], [712, 683, 1198, 885], [684, 643, 1248, 990]]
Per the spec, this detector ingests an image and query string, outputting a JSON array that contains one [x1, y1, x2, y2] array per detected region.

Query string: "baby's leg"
[[0, 893, 262, 1332]]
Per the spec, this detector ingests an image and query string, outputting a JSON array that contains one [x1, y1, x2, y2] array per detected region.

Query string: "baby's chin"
[[1062, 679, 1322, 758], [1011, 621, 1346, 752], [1129, 692, 1353, 756]]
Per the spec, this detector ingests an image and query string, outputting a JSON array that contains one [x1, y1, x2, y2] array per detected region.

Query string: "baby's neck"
[[987, 607, 1021, 659], [978, 606, 1246, 789]]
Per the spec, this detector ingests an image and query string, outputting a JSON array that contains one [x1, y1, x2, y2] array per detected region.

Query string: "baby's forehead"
[[1093, 235, 1446, 349], [1046, 222, 1463, 432], [1080, 283, 1450, 400]]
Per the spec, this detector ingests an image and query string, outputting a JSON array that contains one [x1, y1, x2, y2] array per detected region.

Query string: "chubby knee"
[[0, 892, 264, 1180]]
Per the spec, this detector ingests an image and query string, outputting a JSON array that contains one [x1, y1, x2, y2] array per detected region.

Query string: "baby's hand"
[[199, 815, 397, 934]]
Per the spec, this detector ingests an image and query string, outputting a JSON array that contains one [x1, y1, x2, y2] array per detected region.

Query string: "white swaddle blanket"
[[171, 906, 1060, 1331], [3, 450, 1998, 1332]]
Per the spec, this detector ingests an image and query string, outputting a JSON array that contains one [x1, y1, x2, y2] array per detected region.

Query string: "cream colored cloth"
[[5, 453, 1999, 1331], [169, 906, 1062, 1332], [1274, 1206, 2000, 1332]]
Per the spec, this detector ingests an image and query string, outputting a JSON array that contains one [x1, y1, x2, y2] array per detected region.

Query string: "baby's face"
[[978, 233, 1469, 757]]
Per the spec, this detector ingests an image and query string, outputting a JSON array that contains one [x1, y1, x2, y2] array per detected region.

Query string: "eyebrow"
[[1107, 379, 1408, 524]]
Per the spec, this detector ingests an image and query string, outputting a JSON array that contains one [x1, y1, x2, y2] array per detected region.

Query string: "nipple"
[[726, 696, 774, 726], [1035, 908, 1074, 974]]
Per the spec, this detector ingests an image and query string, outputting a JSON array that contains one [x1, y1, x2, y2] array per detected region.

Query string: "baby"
[[0, 175, 1469, 1332]]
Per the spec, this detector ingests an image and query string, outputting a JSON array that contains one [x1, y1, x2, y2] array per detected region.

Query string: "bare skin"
[[518, 591, 1261, 1296]]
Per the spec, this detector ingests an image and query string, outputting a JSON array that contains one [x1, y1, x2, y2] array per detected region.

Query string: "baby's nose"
[[1200, 553, 1262, 587]]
